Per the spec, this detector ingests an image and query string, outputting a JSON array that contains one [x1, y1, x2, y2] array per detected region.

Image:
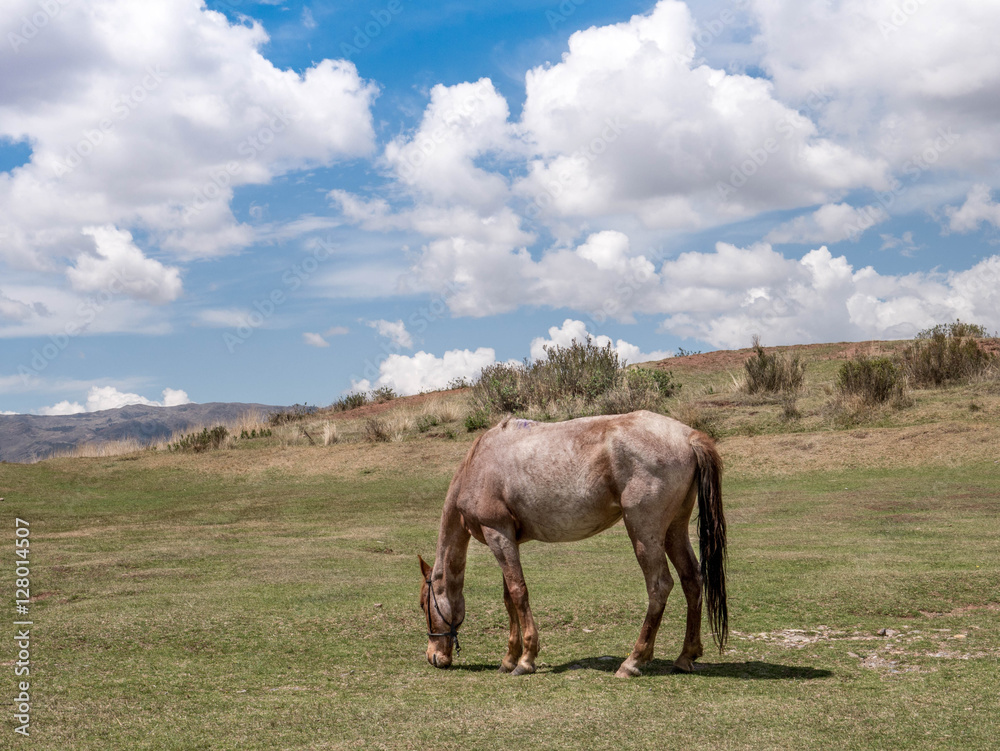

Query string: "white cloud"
[[367, 319, 413, 349], [766, 203, 888, 245], [752, 0, 1000, 175], [657, 244, 1000, 349], [530, 319, 671, 364], [356, 347, 498, 396], [945, 184, 1000, 233], [196, 308, 252, 328], [303, 332, 330, 348], [0, 290, 36, 321], [36, 386, 191, 415], [0, 0, 377, 271], [515, 0, 886, 227], [67, 225, 182, 304]]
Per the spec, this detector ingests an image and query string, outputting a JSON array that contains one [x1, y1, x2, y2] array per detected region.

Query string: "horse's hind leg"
[[500, 578, 523, 673], [666, 517, 704, 673], [616, 504, 673, 678], [483, 526, 538, 675]]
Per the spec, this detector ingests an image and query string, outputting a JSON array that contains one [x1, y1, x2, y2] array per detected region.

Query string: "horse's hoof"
[[511, 663, 535, 676], [615, 663, 641, 678], [673, 656, 696, 673], [498, 662, 515, 674]]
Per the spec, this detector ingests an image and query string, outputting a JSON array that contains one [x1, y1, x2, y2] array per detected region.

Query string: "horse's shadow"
[[451, 657, 832, 680]]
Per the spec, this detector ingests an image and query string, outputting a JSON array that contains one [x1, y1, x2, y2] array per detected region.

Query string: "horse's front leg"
[[483, 527, 538, 675], [499, 578, 523, 673]]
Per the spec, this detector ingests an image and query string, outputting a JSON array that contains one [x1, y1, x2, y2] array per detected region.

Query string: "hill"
[[0, 401, 283, 463]]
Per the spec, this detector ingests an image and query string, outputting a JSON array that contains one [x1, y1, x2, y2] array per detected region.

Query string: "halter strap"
[[425, 577, 463, 656]]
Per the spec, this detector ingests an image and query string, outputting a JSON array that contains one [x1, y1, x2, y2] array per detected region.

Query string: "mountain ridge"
[[0, 402, 284, 463]]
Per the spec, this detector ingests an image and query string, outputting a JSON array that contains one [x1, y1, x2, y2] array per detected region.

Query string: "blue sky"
[[2, 0, 999, 415]]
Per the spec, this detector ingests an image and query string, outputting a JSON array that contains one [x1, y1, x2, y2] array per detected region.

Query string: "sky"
[[2, 0, 1000, 415]]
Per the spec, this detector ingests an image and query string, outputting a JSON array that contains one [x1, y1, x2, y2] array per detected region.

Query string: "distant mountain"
[[0, 402, 285, 463]]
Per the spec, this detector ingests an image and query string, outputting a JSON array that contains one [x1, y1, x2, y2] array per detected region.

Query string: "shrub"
[[899, 320, 995, 387], [416, 414, 439, 433], [170, 426, 229, 452], [470, 362, 530, 415], [464, 409, 490, 432], [239, 427, 272, 440], [363, 416, 391, 443], [269, 404, 318, 425], [739, 336, 805, 396], [647, 368, 681, 398], [470, 338, 678, 418], [332, 392, 369, 412], [837, 355, 907, 405], [370, 386, 397, 404], [598, 368, 664, 415], [530, 339, 620, 404]]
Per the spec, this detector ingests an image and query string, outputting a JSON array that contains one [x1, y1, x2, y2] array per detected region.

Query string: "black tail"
[[689, 431, 728, 652]]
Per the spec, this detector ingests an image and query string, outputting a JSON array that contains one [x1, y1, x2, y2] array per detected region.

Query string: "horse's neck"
[[434, 502, 471, 597]]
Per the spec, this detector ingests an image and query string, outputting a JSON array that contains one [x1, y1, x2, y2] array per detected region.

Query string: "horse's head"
[[419, 555, 463, 668]]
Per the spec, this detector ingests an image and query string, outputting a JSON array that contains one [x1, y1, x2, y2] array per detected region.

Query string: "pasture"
[[3, 347, 1000, 749]]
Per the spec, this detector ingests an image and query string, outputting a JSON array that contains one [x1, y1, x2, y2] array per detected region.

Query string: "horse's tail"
[[689, 430, 728, 652]]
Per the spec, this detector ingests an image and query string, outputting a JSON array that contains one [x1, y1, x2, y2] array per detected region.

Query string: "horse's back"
[[454, 411, 698, 542]]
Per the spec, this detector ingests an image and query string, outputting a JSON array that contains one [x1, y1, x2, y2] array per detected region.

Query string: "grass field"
[[3, 343, 999, 749]]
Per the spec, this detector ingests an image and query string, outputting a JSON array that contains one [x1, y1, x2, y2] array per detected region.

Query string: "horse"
[[419, 410, 727, 678]]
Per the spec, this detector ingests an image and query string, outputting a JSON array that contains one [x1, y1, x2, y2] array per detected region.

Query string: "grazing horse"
[[419, 410, 727, 678]]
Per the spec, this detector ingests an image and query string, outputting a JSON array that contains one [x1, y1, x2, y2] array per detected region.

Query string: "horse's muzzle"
[[429, 652, 452, 669]]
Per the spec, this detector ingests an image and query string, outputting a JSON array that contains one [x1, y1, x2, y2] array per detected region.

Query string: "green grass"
[[2, 445, 998, 749]]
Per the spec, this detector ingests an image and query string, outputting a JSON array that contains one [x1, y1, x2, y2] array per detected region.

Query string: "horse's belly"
[[516, 495, 622, 543]]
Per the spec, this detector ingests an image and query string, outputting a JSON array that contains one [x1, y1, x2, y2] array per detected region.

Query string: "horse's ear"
[[418, 555, 432, 579]]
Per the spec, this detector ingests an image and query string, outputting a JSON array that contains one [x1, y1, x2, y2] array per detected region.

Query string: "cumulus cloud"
[[514, 0, 886, 227], [36, 386, 191, 415], [366, 319, 413, 349], [657, 244, 1000, 349], [766, 203, 888, 245], [752, 0, 1000, 174], [67, 226, 182, 304], [945, 184, 1000, 233], [0, 0, 377, 271], [353, 347, 498, 396]]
